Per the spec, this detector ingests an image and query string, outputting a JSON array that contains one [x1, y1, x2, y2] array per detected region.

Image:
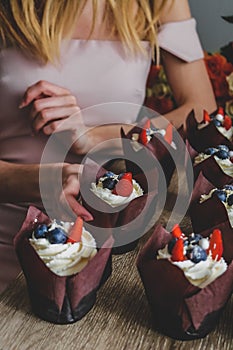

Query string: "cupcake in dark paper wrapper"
[[185, 109, 233, 152], [186, 140, 233, 186], [120, 118, 186, 186], [14, 206, 113, 324], [137, 224, 233, 340], [80, 158, 158, 254], [189, 172, 233, 233]]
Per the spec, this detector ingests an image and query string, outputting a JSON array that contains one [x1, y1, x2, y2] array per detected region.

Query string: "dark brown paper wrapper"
[[137, 224, 233, 340], [189, 172, 233, 235], [120, 120, 186, 186], [185, 110, 233, 152], [80, 158, 158, 254], [13, 206, 113, 324], [186, 140, 233, 186]]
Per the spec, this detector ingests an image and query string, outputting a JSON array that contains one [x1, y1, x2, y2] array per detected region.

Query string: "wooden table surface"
[[0, 172, 232, 350]]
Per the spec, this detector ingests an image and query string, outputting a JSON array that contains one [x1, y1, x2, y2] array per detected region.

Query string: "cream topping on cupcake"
[[197, 109, 233, 140], [30, 219, 97, 276], [194, 145, 233, 177], [157, 226, 227, 288], [91, 171, 143, 207], [130, 120, 177, 152], [200, 185, 233, 227]]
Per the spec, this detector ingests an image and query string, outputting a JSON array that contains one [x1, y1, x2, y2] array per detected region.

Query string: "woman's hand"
[[0, 160, 93, 222], [40, 162, 93, 221], [19, 80, 90, 154]]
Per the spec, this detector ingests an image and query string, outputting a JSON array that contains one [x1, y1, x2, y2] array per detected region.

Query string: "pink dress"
[[0, 18, 203, 292]]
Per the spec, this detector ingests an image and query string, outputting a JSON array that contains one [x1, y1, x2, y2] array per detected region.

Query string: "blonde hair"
[[0, 0, 168, 64]]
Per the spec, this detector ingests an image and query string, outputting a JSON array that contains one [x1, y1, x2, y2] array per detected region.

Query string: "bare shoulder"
[[158, 0, 191, 23]]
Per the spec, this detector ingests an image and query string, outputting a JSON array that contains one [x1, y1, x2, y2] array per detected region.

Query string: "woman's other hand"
[[19, 80, 90, 154]]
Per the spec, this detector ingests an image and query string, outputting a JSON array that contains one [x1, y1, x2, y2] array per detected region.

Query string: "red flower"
[[146, 64, 161, 88], [204, 53, 233, 79], [145, 96, 175, 115]]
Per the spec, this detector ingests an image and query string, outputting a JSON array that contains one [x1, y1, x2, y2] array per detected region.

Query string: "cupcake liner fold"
[[185, 110, 233, 152], [137, 224, 233, 340], [189, 172, 233, 233], [13, 206, 113, 324], [80, 158, 158, 254]]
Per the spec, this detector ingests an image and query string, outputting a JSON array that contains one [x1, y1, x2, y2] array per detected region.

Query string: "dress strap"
[[158, 18, 204, 62]]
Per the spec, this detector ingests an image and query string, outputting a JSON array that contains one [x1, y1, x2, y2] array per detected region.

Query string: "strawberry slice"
[[223, 115, 232, 130], [113, 179, 133, 197], [208, 229, 223, 261], [171, 224, 182, 239], [217, 106, 224, 116], [203, 110, 211, 122], [139, 129, 148, 145], [164, 123, 173, 144], [120, 172, 132, 182], [171, 239, 185, 261], [139, 119, 151, 145], [67, 216, 83, 243]]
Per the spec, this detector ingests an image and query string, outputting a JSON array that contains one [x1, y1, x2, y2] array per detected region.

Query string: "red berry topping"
[[217, 106, 224, 115], [223, 115, 232, 130], [171, 224, 182, 238], [171, 239, 185, 262], [120, 172, 133, 182], [67, 217, 83, 243], [208, 229, 223, 261], [230, 157, 233, 163], [113, 179, 133, 197], [203, 110, 211, 122], [164, 123, 173, 145], [139, 129, 148, 145], [139, 119, 151, 145]]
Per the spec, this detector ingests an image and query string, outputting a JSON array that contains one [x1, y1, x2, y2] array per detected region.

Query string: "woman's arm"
[[156, 0, 217, 127], [0, 160, 92, 220]]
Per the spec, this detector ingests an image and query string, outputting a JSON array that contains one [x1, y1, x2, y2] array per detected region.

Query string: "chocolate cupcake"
[[189, 172, 233, 233], [186, 140, 233, 186], [137, 224, 233, 340], [14, 206, 113, 324], [185, 109, 233, 152], [120, 118, 185, 186], [80, 158, 158, 254]]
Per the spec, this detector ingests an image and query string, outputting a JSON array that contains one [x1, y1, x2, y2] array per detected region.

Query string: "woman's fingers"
[[19, 80, 71, 108], [67, 195, 94, 221], [32, 105, 80, 133], [30, 95, 78, 120]]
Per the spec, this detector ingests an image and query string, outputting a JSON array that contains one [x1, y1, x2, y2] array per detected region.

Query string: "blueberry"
[[227, 194, 233, 206], [151, 126, 159, 133], [102, 178, 117, 190], [168, 237, 177, 254], [212, 189, 227, 202], [217, 144, 229, 152], [212, 119, 221, 127], [47, 228, 67, 244], [215, 149, 229, 160], [34, 224, 48, 239], [118, 173, 124, 180], [204, 147, 217, 156], [190, 245, 207, 263], [188, 233, 202, 245], [104, 171, 115, 178], [224, 184, 233, 191]]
